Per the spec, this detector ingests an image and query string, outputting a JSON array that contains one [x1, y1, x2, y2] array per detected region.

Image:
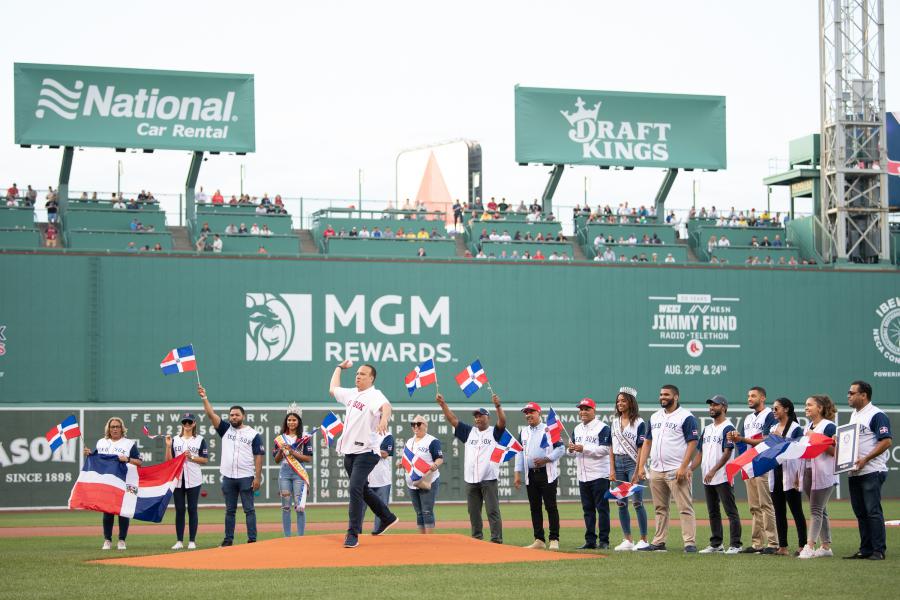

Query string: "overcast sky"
[[2, 0, 897, 218]]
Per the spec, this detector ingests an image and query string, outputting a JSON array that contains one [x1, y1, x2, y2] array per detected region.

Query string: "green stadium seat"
[[195, 211, 292, 235], [477, 240, 572, 259], [706, 245, 801, 265], [216, 233, 300, 256], [581, 222, 678, 245], [693, 225, 786, 258], [0, 228, 43, 249], [65, 230, 174, 251], [65, 207, 167, 232], [466, 218, 562, 244], [590, 242, 688, 263], [324, 237, 455, 258], [0, 207, 36, 229], [195, 203, 268, 215]]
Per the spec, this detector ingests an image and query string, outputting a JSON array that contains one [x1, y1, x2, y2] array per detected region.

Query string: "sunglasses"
[[411, 422, 426, 427]]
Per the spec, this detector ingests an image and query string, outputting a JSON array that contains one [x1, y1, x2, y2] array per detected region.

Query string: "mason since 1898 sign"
[[515, 85, 726, 170], [14, 63, 255, 153]]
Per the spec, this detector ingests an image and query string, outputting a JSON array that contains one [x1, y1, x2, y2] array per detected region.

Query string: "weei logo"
[[873, 297, 900, 364], [560, 96, 672, 162], [34, 77, 237, 139], [246, 293, 452, 364]]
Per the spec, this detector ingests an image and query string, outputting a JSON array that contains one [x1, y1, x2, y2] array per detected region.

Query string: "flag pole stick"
[[191, 343, 202, 386], [551, 406, 572, 442]]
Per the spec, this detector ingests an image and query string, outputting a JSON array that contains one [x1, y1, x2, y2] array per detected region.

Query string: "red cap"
[[521, 402, 542, 413], [576, 398, 596, 410]]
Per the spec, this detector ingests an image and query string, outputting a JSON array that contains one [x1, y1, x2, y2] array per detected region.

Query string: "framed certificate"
[[834, 423, 860, 474]]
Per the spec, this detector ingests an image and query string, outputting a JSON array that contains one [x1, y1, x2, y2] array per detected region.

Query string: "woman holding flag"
[[164, 413, 208, 550], [798, 395, 837, 559], [768, 397, 808, 556], [273, 405, 313, 537], [84, 417, 142, 550], [404, 415, 444, 534], [610, 387, 649, 551]]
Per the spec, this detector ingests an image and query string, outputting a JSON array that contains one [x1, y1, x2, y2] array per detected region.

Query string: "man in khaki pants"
[[635, 385, 699, 552], [728, 386, 778, 554]]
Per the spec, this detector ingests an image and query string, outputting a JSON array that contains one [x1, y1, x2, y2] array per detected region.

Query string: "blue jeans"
[[849, 471, 887, 556], [579, 477, 611, 545], [614, 455, 648, 538], [409, 480, 440, 529], [221, 476, 257, 542], [278, 468, 308, 537], [344, 452, 395, 537], [368, 485, 392, 532]]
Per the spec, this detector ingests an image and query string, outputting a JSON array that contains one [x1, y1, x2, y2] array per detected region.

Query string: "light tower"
[[819, 0, 889, 262]]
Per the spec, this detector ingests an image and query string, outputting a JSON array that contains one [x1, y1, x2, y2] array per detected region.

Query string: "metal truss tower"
[[819, 0, 889, 262]]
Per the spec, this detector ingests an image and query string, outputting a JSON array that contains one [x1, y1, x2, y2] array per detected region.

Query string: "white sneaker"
[[699, 545, 724, 554], [548, 540, 560, 551], [813, 547, 833, 558], [524, 539, 546, 550], [797, 546, 815, 559], [187, 541, 197, 550], [116, 540, 127, 551], [632, 540, 650, 551], [171, 541, 184, 550], [101, 540, 112, 550], [614, 539, 635, 551], [724, 546, 742, 555]]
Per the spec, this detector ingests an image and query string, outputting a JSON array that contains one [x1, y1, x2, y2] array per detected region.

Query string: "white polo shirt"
[[700, 419, 736, 486], [571, 418, 612, 482], [334, 385, 389, 455], [647, 406, 699, 472]]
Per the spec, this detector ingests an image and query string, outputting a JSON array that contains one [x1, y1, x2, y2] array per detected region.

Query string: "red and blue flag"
[[401, 446, 432, 481], [490, 429, 523, 463], [546, 408, 563, 444], [160, 345, 197, 375], [605, 482, 645, 500], [45, 415, 80, 452], [455, 359, 488, 398], [405, 359, 436, 397], [320, 411, 343, 447], [726, 432, 833, 483]]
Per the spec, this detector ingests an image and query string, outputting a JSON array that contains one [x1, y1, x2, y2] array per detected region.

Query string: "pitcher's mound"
[[93, 534, 597, 570]]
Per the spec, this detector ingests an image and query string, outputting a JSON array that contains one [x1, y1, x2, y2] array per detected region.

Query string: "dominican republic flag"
[[45, 416, 81, 452], [605, 482, 645, 501], [401, 446, 432, 481], [490, 429, 523, 463], [546, 408, 563, 444], [726, 432, 833, 484], [455, 359, 488, 398], [68, 453, 186, 522], [160, 345, 197, 375], [320, 411, 343, 447], [405, 359, 436, 397]]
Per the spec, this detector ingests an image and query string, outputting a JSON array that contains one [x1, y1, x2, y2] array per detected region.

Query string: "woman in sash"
[[609, 387, 649, 551], [274, 404, 313, 536], [405, 415, 444, 534], [164, 413, 209, 550]]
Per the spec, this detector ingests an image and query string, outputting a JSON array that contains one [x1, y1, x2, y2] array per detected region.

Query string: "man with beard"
[[727, 386, 778, 554], [199, 385, 264, 547], [691, 395, 742, 554], [636, 385, 699, 552]]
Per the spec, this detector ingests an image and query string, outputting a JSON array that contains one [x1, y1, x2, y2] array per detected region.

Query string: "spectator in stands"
[[211, 235, 222, 253], [499, 230, 512, 242], [760, 236, 771, 247], [225, 224, 238, 235], [772, 234, 784, 247], [417, 247, 426, 257], [640, 234, 650, 245], [151, 243, 163, 252], [487, 197, 498, 215], [689, 207, 697, 220], [763, 256, 773, 265], [229, 195, 238, 205], [25, 185, 36, 206], [405, 229, 417, 240], [372, 227, 382, 239], [789, 256, 798, 266], [698, 207, 708, 219], [708, 236, 718, 255], [140, 245, 150, 252], [130, 219, 142, 232], [195, 187, 208, 204], [520, 251, 531, 260], [709, 206, 718, 219], [200, 222, 212, 235], [260, 225, 272, 237], [44, 224, 58, 248], [665, 210, 676, 224], [716, 216, 728, 226], [651, 252, 659, 263], [258, 246, 267, 254], [639, 253, 649, 262], [238, 223, 248, 235], [626, 234, 637, 245], [601, 248, 616, 262], [250, 224, 261, 235], [212, 190, 224, 204], [137, 191, 148, 202], [401, 198, 413, 216], [112, 197, 125, 210], [195, 235, 207, 252], [126, 242, 137, 253], [475, 249, 487, 259], [323, 224, 336, 239], [750, 236, 760, 247], [665, 253, 676, 263], [431, 229, 444, 239], [453, 199, 463, 227], [526, 211, 540, 224], [45, 196, 58, 224], [511, 201, 524, 215], [6, 182, 19, 201], [358, 227, 370, 238], [254, 203, 267, 216], [383, 227, 395, 239], [535, 233, 544, 242], [777, 256, 786, 265], [260, 194, 272, 206], [533, 250, 545, 260], [5, 196, 17, 207], [651, 234, 662, 245], [347, 227, 358, 237], [127, 198, 139, 210], [274, 194, 284, 208], [718, 236, 731, 248], [710, 256, 720, 264], [546, 212, 556, 222], [417, 228, 429, 239], [548, 252, 560, 261], [498, 198, 509, 214]]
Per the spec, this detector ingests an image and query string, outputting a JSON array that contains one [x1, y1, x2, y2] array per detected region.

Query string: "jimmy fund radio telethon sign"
[[515, 85, 726, 170], [13, 63, 255, 152]]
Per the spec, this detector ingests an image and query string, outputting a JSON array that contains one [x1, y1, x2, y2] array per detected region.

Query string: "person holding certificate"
[[798, 395, 837, 559]]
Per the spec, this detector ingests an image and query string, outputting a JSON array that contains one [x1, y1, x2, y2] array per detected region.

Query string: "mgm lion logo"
[[246, 293, 312, 362]]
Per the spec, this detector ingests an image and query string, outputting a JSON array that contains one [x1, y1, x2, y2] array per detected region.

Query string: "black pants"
[[525, 468, 559, 542], [579, 478, 611, 545], [848, 471, 887, 556], [704, 483, 742, 548], [102, 513, 129, 541], [771, 466, 807, 548], [174, 483, 201, 542], [344, 452, 395, 537]]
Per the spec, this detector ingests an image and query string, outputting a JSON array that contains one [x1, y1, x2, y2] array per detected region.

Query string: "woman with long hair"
[[165, 413, 209, 549], [798, 395, 837, 559], [83, 417, 142, 550], [273, 405, 312, 536], [609, 386, 649, 551], [768, 397, 807, 556]]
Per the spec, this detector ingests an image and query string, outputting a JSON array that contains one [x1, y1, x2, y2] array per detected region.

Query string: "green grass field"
[[1, 501, 896, 600]]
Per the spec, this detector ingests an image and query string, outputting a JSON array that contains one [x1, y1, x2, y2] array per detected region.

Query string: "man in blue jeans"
[[200, 384, 264, 546]]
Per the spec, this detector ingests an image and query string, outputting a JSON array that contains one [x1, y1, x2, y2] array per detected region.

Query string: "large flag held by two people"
[[726, 432, 833, 483], [68, 453, 187, 522]]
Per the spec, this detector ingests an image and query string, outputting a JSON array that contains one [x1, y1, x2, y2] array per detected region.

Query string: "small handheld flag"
[[141, 425, 163, 440], [401, 446, 432, 481], [546, 408, 564, 444], [455, 359, 488, 398], [405, 359, 437, 397], [320, 412, 344, 447], [45, 415, 81, 452], [160, 345, 198, 378], [605, 482, 645, 501], [490, 429, 524, 463]]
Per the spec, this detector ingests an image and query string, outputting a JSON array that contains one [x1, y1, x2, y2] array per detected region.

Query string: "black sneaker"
[[844, 551, 871, 559], [597, 543, 610, 550], [372, 515, 399, 536], [741, 546, 762, 554], [684, 545, 698, 553], [247, 539, 256, 544], [219, 540, 233, 547], [576, 543, 597, 550], [344, 534, 359, 548], [637, 543, 667, 552], [759, 547, 776, 555], [867, 552, 885, 561]]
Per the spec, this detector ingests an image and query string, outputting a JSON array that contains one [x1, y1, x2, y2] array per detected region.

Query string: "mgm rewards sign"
[[515, 85, 726, 170], [14, 63, 255, 152]]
